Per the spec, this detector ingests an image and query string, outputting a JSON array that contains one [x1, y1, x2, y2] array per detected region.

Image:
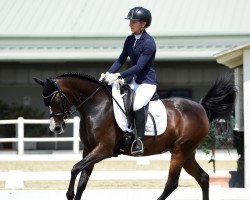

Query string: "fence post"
[[17, 117, 24, 155], [73, 116, 80, 154]]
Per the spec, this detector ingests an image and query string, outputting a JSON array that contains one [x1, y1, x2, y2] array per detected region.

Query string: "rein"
[[103, 83, 127, 116], [70, 83, 106, 116], [46, 78, 157, 139], [45, 79, 126, 120]]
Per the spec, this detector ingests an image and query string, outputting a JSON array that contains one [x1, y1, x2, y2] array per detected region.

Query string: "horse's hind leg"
[[158, 171, 181, 200], [157, 147, 186, 200], [183, 153, 209, 200]]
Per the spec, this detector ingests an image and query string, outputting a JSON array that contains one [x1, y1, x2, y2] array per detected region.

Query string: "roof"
[[215, 42, 250, 68], [1, 0, 250, 61]]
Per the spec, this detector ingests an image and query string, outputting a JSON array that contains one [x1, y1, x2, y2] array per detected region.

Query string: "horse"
[[34, 71, 236, 200]]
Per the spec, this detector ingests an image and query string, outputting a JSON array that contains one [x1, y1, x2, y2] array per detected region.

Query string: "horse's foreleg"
[[66, 168, 78, 200], [66, 147, 112, 200], [66, 150, 90, 200], [74, 165, 94, 200], [183, 153, 209, 200]]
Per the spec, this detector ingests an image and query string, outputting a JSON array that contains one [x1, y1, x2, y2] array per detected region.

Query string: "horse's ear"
[[33, 77, 45, 87], [45, 78, 60, 90]]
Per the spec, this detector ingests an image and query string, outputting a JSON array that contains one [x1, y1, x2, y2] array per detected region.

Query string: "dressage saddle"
[[118, 84, 159, 152]]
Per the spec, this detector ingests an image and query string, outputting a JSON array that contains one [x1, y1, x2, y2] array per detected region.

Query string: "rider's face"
[[129, 20, 146, 34]]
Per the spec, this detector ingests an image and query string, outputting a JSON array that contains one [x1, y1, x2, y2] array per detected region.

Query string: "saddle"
[[120, 84, 159, 133]]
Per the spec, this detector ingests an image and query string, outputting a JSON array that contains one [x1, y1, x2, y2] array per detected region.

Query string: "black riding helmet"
[[125, 7, 152, 27]]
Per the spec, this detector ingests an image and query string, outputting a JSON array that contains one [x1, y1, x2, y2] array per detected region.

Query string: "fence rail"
[[0, 117, 80, 155]]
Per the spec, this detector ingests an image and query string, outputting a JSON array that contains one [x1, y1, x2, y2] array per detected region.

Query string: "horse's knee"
[[71, 164, 81, 176]]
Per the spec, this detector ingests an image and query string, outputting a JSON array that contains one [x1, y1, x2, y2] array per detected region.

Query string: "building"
[[0, 0, 250, 180], [216, 43, 250, 187], [1, 0, 250, 111]]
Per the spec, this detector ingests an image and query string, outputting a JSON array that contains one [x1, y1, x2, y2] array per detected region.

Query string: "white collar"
[[134, 33, 142, 40]]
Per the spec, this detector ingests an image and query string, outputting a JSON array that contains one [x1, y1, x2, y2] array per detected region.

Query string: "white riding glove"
[[105, 73, 122, 85], [99, 72, 110, 82]]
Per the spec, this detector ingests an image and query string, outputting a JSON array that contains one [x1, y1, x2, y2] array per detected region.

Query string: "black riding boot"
[[131, 107, 146, 156]]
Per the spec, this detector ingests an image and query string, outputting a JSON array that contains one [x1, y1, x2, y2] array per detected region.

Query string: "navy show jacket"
[[108, 31, 157, 85]]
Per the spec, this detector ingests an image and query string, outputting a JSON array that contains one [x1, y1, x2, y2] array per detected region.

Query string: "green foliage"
[[0, 100, 47, 138], [200, 116, 234, 154]]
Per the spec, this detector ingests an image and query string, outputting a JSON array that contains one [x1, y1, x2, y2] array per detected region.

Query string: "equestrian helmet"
[[125, 7, 152, 27]]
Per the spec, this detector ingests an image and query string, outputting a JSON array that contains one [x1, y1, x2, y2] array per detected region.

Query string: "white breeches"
[[129, 80, 157, 111]]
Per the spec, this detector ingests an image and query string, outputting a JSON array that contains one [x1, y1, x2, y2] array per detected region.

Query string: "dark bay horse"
[[34, 72, 236, 200]]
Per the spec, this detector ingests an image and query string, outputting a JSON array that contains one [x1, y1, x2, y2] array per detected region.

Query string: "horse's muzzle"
[[50, 117, 65, 134], [53, 125, 64, 134], [53, 121, 65, 134]]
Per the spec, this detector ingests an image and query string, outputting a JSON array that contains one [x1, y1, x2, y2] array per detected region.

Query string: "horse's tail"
[[200, 71, 237, 123]]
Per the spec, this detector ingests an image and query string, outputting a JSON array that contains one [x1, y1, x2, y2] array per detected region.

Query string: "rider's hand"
[[99, 72, 110, 82], [105, 73, 121, 85]]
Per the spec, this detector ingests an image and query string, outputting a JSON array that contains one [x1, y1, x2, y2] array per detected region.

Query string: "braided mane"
[[41, 73, 103, 106], [56, 73, 102, 86]]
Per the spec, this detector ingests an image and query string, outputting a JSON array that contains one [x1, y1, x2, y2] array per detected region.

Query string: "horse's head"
[[33, 77, 73, 134]]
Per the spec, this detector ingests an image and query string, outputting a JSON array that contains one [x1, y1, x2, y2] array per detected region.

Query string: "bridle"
[[43, 90, 72, 119], [43, 80, 105, 120], [43, 78, 127, 122]]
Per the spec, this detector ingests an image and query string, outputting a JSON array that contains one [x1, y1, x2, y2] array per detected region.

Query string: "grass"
[[22, 179, 199, 190], [0, 161, 74, 172], [0, 160, 237, 172], [0, 159, 237, 190], [0, 182, 4, 189]]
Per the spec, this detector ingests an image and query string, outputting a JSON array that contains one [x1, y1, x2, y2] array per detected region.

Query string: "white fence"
[[0, 117, 80, 155]]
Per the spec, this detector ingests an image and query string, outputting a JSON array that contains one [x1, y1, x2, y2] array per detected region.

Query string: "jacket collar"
[[133, 31, 148, 48]]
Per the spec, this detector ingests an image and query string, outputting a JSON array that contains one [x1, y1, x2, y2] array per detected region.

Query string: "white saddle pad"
[[112, 83, 167, 136]]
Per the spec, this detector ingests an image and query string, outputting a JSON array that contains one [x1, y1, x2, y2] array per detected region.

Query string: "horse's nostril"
[[54, 126, 62, 134]]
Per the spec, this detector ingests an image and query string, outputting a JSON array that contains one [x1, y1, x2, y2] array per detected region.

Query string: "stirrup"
[[131, 138, 144, 156]]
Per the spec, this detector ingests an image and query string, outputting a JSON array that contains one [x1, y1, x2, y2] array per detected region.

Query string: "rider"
[[101, 7, 157, 156]]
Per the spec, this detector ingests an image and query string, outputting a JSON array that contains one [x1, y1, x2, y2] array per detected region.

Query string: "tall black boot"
[[131, 106, 146, 156]]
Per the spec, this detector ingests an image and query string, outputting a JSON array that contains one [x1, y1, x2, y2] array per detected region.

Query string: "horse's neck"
[[72, 80, 111, 116]]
